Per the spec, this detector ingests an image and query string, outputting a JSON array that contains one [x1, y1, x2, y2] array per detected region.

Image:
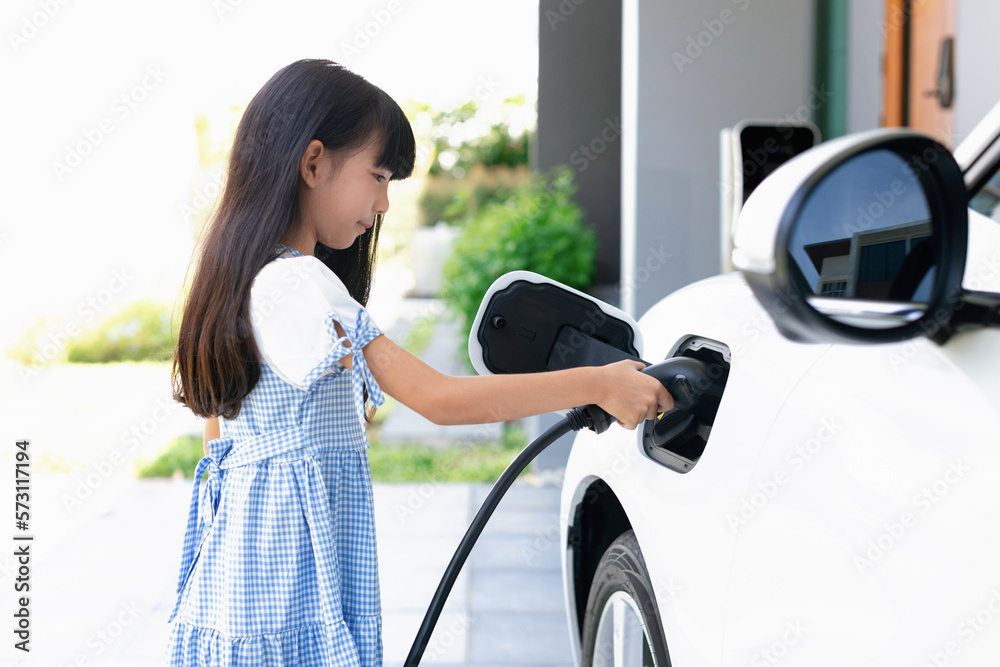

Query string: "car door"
[[723, 331, 1000, 665], [721, 119, 1000, 666]]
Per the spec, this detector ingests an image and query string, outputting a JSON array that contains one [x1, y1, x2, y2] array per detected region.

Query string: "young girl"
[[168, 58, 672, 666]]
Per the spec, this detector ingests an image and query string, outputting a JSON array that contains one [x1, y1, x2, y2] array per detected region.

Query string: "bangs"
[[370, 93, 416, 180]]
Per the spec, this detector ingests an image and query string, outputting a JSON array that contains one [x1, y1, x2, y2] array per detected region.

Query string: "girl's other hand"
[[593, 360, 674, 430], [204, 416, 220, 458]]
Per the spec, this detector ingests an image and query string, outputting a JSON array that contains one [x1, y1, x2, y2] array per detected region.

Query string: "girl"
[[168, 58, 672, 666]]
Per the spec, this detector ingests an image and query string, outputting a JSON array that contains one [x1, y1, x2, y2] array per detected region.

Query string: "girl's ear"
[[299, 139, 326, 188]]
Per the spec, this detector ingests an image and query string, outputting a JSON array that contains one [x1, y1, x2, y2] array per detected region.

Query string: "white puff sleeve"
[[249, 255, 385, 423]]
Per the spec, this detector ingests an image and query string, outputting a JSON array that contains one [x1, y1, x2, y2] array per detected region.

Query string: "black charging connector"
[[641, 356, 719, 422], [565, 403, 617, 433], [564, 356, 717, 434]]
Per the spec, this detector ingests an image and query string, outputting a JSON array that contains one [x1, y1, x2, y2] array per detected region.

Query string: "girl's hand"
[[203, 416, 220, 458], [593, 360, 675, 430]]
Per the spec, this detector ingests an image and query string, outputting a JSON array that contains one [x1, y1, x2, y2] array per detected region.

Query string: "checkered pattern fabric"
[[165, 244, 386, 666]]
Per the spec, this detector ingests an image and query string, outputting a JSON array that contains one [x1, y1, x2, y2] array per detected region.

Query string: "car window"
[[970, 165, 1000, 222]]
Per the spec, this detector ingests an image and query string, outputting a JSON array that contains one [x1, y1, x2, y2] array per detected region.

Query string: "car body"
[[559, 102, 1000, 665]]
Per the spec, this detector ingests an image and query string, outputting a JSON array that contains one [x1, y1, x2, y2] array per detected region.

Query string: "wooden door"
[[882, 0, 956, 147]]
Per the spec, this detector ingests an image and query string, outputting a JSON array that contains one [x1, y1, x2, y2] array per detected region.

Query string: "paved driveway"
[[6, 475, 573, 666]]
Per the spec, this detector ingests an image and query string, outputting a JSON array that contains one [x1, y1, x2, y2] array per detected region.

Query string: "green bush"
[[411, 96, 532, 227], [66, 300, 178, 363], [6, 314, 66, 365], [418, 164, 528, 228], [442, 166, 596, 340], [136, 433, 205, 480], [414, 96, 530, 179]]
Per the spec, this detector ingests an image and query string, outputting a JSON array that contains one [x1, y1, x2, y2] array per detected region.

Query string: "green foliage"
[[137, 426, 531, 484], [367, 425, 528, 482], [401, 314, 437, 356], [6, 299, 178, 366], [66, 300, 178, 363], [136, 433, 206, 480], [442, 167, 596, 340], [411, 96, 532, 227], [194, 104, 244, 169], [414, 96, 530, 178], [419, 164, 529, 228], [6, 314, 67, 365]]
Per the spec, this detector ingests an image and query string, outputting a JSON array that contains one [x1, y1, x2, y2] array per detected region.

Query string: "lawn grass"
[[366, 425, 527, 482], [137, 422, 529, 483]]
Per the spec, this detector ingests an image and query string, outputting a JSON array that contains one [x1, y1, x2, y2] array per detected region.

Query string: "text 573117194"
[[13, 439, 31, 652]]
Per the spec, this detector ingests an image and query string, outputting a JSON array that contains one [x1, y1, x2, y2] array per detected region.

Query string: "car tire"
[[581, 529, 670, 666]]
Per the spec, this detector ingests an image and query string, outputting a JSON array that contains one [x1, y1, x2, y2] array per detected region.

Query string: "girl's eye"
[[374, 173, 386, 183]]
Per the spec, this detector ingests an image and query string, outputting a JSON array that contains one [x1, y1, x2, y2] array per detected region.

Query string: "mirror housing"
[[732, 129, 969, 345]]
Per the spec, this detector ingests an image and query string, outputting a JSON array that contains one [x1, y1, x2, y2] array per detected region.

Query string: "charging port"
[[641, 336, 730, 473]]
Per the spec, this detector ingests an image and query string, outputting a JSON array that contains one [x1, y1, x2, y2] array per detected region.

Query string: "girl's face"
[[299, 139, 391, 250]]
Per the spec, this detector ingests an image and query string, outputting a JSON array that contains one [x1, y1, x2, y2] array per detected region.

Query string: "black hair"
[[172, 59, 415, 419]]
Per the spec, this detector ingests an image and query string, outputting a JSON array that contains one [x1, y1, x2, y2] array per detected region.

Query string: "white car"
[[559, 102, 1000, 666]]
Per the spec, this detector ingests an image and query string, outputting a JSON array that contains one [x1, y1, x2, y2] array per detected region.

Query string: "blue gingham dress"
[[165, 243, 386, 666]]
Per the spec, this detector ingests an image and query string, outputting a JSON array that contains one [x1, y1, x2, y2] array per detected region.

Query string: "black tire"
[[581, 530, 670, 667]]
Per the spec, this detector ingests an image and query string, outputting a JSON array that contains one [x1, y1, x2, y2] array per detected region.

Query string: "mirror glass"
[[787, 149, 937, 327]]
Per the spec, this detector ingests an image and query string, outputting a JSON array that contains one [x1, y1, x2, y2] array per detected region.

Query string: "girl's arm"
[[203, 416, 220, 457], [363, 335, 673, 431]]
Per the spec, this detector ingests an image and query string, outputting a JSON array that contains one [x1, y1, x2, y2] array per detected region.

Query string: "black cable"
[[404, 415, 580, 665], [404, 357, 716, 664]]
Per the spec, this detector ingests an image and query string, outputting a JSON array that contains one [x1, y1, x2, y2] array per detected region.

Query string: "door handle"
[[923, 36, 955, 108]]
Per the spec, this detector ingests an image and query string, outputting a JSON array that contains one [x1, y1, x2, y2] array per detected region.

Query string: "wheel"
[[581, 530, 670, 667]]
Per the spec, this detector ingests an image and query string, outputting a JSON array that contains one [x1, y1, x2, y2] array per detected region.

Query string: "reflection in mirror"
[[788, 149, 936, 325], [970, 165, 1000, 223], [803, 296, 925, 329]]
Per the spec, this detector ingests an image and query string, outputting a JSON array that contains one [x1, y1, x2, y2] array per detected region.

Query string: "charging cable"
[[404, 357, 714, 664]]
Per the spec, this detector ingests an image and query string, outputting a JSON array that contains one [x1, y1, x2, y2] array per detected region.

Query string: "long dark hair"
[[172, 59, 415, 419]]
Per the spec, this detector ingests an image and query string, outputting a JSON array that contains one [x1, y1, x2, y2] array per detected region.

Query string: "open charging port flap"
[[469, 271, 643, 376]]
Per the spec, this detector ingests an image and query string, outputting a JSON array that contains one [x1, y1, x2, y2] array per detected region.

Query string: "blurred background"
[[0, 0, 549, 481], [0, 1, 554, 664]]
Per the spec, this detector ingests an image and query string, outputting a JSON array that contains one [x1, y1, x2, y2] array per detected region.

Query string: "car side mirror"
[[732, 129, 972, 345]]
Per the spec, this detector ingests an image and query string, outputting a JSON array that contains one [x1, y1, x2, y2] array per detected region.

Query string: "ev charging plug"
[[565, 356, 717, 433]]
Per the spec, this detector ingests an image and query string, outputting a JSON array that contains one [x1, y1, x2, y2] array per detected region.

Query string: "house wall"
[[536, 0, 623, 291], [955, 0, 1000, 145], [845, 0, 884, 134], [621, 0, 816, 318]]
